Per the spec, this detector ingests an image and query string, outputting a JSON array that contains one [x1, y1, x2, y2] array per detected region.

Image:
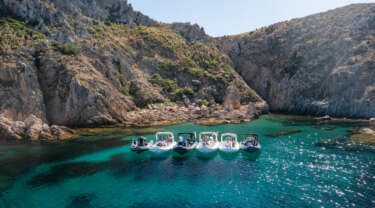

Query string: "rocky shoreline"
[[0, 101, 268, 143]]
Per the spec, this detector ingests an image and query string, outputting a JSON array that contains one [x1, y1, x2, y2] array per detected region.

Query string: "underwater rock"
[[265, 129, 302, 137], [67, 193, 96, 208], [50, 125, 75, 140], [314, 136, 345, 148], [351, 133, 375, 145], [28, 162, 107, 187]]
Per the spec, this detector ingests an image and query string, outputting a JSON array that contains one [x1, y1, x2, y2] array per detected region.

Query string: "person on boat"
[[253, 135, 258, 146], [178, 136, 185, 146], [232, 137, 235, 148], [178, 136, 184, 143], [139, 137, 145, 146], [209, 136, 214, 146], [168, 135, 173, 145], [245, 137, 252, 146], [203, 136, 208, 145]]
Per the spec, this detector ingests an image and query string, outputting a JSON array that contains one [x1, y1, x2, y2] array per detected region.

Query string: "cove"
[[0, 114, 374, 208]]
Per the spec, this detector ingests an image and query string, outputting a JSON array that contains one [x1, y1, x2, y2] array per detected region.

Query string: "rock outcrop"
[[0, 114, 74, 141], [1, 0, 374, 141], [217, 4, 375, 118], [170, 23, 209, 42], [0, 0, 265, 141]]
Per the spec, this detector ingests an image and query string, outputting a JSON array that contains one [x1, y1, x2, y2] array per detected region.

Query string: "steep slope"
[[218, 4, 375, 118], [0, 0, 265, 140]]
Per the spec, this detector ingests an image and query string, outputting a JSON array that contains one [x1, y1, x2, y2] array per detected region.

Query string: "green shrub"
[[200, 99, 209, 106], [158, 62, 177, 71], [53, 42, 80, 55], [182, 58, 196, 68], [119, 74, 131, 96], [187, 68, 205, 78], [199, 60, 216, 69], [149, 74, 178, 93], [182, 87, 194, 95]]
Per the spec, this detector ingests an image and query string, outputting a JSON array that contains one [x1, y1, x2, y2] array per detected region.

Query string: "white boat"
[[219, 133, 240, 153], [149, 132, 176, 153], [239, 133, 261, 152], [130, 136, 153, 153], [173, 132, 197, 154], [196, 132, 219, 153]]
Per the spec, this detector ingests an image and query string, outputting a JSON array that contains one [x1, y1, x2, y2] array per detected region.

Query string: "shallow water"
[[0, 115, 374, 208]]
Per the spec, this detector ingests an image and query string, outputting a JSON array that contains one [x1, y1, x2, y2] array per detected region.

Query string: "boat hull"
[[240, 144, 261, 152], [196, 143, 219, 153], [219, 143, 240, 153], [149, 142, 176, 153], [173, 143, 197, 155]]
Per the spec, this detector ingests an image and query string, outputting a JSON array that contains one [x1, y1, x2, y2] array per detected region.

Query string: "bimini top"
[[177, 132, 197, 138], [241, 133, 258, 136], [220, 133, 238, 142], [199, 132, 219, 141], [155, 132, 174, 141]]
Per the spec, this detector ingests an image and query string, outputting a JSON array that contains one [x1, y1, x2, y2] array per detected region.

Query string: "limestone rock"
[[24, 115, 44, 141], [223, 86, 241, 111], [10, 121, 26, 140], [218, 4, 375, 118], [50, 125, 74, 140]]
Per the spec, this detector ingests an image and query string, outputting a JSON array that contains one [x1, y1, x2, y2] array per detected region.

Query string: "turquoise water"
[[0, 115, 374, 208]]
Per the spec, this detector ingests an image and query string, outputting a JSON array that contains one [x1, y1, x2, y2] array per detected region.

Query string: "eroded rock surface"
[[217, 4, 375, 118]]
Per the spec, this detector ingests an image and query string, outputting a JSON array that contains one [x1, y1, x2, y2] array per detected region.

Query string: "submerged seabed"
[[0, 114, 374, 208]]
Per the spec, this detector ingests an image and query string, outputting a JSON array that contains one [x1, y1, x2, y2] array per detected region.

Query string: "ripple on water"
[[1, 115, 375, 208]]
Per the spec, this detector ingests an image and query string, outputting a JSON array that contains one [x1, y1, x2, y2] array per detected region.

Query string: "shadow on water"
[[264, 114, 370, 129], [26, 148, 263, 188], [240, 150, 261, 161], [219, 151, 240, 161], [0, 133, 137, 193], [314, 135, 375, 153], [67, 193, 96, 208]]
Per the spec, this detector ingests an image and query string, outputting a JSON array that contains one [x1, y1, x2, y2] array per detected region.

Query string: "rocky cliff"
[[1, 1, 374, 141], [0, 0, 265, 141], [217, 4, 375, 118]]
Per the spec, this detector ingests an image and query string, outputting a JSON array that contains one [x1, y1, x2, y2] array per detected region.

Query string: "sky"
[[128, 0, 374, 37]]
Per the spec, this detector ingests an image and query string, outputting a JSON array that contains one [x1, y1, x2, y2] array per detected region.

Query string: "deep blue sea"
[[0, 115, 374, 208]]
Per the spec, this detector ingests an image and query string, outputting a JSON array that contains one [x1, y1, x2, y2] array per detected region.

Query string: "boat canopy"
[[199, 132, 218, 141], [221, 133, 238, 142], [240, 133, 258, 140], [155, 132, 174, 141], [177, 132, 196, 140]]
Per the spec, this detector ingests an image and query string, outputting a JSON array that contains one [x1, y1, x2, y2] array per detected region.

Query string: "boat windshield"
[[177, 133, 195, 144], [155, 132, 174, 145], [221, 133, 238, 148], [199, 132, 218, 146], [241, 134, 258, 146]]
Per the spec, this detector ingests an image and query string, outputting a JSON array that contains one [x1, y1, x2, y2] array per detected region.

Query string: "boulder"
[[223, 86, 241, 111], [10, 121, 26, 140], [24, 115, 44, 141], [0, 114, 24, 140], [50, 125, 74, 140], [321, 115, 332, 121], [39, 124, 56, 141]]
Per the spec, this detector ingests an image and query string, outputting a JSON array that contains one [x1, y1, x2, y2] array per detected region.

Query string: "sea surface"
[[0, 114, 374, 208]]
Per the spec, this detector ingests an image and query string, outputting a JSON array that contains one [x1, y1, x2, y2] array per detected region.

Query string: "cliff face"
[[218, 4, 375, 118], [0, 1, 374, 141], [0, 0, 265, 141]]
